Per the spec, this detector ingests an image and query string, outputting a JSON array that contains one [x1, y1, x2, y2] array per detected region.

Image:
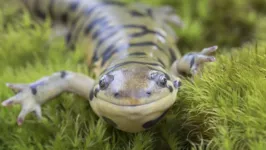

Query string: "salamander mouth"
[[96, 93, 174, 107]]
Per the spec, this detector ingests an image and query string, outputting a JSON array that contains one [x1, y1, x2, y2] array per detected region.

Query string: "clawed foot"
[[172, 45, 218, 78], [2, 83, 42, 125], [1, 71, 95, 126], [190, 46, 218, 75]]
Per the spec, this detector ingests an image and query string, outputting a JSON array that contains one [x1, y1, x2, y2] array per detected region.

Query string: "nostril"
[[146, 91, 151, 96], [174, 80, 182, 89], [114, 92, 120, 98]]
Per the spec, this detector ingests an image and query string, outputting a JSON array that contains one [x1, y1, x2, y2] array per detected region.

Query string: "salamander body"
[[2, 0, 217, 133]]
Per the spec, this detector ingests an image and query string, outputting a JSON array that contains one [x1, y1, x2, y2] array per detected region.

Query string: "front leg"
[[2, 71, 95, 125], [171, 46, 218, 78]]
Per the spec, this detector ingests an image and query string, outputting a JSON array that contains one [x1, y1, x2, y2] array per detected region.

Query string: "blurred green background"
[[1, 0, 266, 52]]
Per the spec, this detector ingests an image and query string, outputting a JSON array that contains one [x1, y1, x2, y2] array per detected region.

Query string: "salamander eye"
[[157, 74, 167, 87], [99, 79, 107, 89], [99, 74, 114, 90], [148, 71, 158, 80]]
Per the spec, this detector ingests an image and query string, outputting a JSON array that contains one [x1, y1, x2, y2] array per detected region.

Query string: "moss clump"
[[169, 43, 266, 149]]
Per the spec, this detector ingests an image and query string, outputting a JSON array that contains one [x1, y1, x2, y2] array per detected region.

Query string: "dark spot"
[[84, 4, 100, 15], [146, 91, 151, 97], [33, 111, 39, 119], [114, 92, 120, 98], [101, 44, 129, 66], [142, 109, 169, 129], [84, 17, 109, 35], [104, 1, 126, 6], [107, 74, 114, 81], [69, 1, 79, 11], [69, 44, 76, 51], [94, 26, 122, 47], [65, 33, 75, 50], [149, 72, 158, 80], [129, 52, 146, 56], [99, 79, 107, 90], [169, 48, 177, 63], [157, 75, 167, 87], [146, 66, 170, 80], [60, 71, 67, 78], [34, 0, 46, 20], [130, 42, 164, 51], [178, 71, 186, 77], [123, 24, 145, 28], [17, 118, 23, 125], [178, 71, 192, 78], [102, 61, 164, 76], [65, 32, 72, 45], [129, 31, 155, 38], [94, 88, 99, 98], [61, 13, 68, 23], [190, 56, 195, 68], [31, 87, 37, 95], [163, 73, 170, 80], [7, 101, 13, 105], [89, 90, 94, 101], [99, 74, 114, 90], [91, 20, 110, 39], [92, 55, 98, 62], [11, 88, 20, 94], [130, 10, 145, 17], [147, 8, 153, 18], [102, 44, 114, 61], [174, 80, 182, 89], [48, 0, 55, 19], [157, 58, 166, 67], [91, 26, 123, 64], [167, 86, 173, 92], [35, 9, 46, 20], [92, 29, 103, 40], [123, 24, 165, 39], [102, 116, 117, 127]]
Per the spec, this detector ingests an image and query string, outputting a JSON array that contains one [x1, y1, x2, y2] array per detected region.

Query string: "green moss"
[[250, 0, 266, 14], [171, 43, 266, 149], [1, 0, 266, 150]]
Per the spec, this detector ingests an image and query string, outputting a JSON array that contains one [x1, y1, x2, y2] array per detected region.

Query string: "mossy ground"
[[1, 0, 266, 150]]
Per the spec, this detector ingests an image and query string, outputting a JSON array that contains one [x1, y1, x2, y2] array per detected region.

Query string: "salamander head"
[[92, 64, 181, 106]]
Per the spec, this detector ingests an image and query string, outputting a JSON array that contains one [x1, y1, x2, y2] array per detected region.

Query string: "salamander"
[[2, 0, 218, 133]]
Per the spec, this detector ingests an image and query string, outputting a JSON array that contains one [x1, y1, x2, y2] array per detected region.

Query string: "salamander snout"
[[94, 65, 181, 106]]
